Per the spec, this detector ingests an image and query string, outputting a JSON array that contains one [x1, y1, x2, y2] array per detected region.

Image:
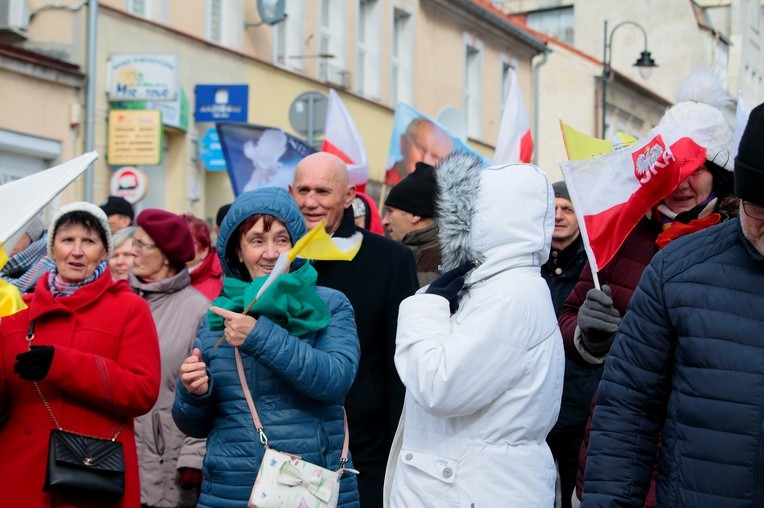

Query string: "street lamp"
[[601, 19, 657, 137]]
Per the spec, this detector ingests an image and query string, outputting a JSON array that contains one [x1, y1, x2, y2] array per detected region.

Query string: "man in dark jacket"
[[382, 162, 441, 287], [291, 152, 419, 508], [582, 102, 764, 507], [541, 182, 597, 508]]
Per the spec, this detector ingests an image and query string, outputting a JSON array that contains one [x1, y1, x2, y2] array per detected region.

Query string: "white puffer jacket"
[[386, 154, 564, 507]]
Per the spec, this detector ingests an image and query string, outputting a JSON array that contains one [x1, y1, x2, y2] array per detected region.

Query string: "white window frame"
[[205, 0, 243, 50], [272, 0, 304, 71], [356, 0, 381, 99], [390, 5, 413, 105], [319, 0, 348, 87], [463, 33, 483, 139], [126, 0, 167, 23]]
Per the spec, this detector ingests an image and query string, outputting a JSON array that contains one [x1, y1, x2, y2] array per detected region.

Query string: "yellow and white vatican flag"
[[560, 120, 637, 161], [254, 221, 362, 301]]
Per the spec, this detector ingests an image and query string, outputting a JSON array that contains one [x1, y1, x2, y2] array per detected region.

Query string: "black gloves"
[[426, 262, 474, 314], [578, 285, 621, 356], [14, 345, 55, 381]]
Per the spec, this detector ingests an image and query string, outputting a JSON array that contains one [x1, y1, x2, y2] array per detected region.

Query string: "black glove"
[[14, 345, 55, 381], [426, 262, 474, 314], [578, 285, 621, 356]]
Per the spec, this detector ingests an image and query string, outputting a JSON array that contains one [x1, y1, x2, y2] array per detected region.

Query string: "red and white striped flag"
[[321, 89, 369, 191], [560, 104, 722, 274], [493, 68, 533, 164]]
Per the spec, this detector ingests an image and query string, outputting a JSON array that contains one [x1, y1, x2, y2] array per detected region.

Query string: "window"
[[273, 0, 304, 71], [391, 7, 413, 105], [526, 6, 574, 45], [357, 0, 381, 98], [464, 34, 483, 138], [205, 0, 243, 49], [126, 0, 167, 23], [319, 0, 348, 87]]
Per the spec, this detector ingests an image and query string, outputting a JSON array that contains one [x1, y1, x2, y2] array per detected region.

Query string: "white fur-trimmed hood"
[[435, 152, 554, 281]]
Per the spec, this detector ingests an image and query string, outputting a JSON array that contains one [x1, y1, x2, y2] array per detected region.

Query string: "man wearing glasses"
[[581, 102, 764, 507]]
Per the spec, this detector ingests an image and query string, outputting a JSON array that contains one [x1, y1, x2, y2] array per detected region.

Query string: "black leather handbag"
[[27, 322, 126, 500], [44, 428, 125, 499]]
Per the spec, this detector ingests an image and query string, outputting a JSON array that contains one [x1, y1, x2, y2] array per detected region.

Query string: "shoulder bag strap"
[[234, 346, 350, 471], [27, 321, 124, 441]]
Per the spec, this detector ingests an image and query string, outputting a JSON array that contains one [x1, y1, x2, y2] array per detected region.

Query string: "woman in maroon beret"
[[128, 209, 210, 508]]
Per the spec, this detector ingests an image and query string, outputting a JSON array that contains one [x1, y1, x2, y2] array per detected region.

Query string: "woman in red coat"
[[0, 201, 161, 508]]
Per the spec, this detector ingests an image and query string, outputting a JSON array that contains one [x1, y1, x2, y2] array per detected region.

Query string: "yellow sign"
[[107, 110, 163, 165]]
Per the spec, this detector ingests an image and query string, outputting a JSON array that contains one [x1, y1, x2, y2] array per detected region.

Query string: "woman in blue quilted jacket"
[[172, 187, 360, 508]]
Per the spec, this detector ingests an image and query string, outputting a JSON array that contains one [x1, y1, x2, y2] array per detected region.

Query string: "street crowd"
[[1, 70, 763, 508]]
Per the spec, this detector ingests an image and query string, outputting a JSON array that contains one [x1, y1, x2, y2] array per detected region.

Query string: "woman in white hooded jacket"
[[386, 153, 565, 507]]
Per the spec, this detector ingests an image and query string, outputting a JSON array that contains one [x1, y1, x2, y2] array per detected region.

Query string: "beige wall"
[[0, 64, 83, 205]]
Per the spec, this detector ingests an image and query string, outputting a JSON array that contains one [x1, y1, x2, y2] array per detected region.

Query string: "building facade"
[[0, 0, 545, 222]]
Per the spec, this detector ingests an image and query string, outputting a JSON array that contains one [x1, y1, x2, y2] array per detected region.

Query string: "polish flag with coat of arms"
[[560, 103, 722, 277], [321, 89, 369, 192], [493, 68, 533, 164]]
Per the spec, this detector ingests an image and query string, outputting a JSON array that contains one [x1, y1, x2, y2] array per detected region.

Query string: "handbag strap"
[[234, 346, 351, 471], [27, 322, 125, 442]]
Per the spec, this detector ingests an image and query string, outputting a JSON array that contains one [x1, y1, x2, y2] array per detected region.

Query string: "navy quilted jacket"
[[582, 218, 764, 507]]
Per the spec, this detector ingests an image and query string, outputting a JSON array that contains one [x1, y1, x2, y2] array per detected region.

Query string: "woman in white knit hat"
[[0, 201, 161, 507]]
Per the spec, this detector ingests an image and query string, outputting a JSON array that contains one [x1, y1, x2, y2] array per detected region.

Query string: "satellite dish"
[[258, 0, 287, 25], [437, 106, 467, 142]]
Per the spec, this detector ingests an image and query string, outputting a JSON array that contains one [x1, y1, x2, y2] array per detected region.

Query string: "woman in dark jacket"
[[172, 187, 360, 508]]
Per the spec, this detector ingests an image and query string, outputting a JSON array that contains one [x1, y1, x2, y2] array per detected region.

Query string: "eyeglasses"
[[742, 201, 764, 221], [132, 239, 157, 252]]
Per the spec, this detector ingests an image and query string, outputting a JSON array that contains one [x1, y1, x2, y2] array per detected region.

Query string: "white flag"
[[493, 68, 533, 164]]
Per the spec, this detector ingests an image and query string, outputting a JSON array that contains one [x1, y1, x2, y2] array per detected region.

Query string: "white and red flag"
[[493, 68, 533, 164], [560, 105, 721, 276], [321, 89, 369, 191]]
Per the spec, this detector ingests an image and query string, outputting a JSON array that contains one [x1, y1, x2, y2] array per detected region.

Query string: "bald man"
[[291, 153, 418, 507], [385, 117, 454, 187]]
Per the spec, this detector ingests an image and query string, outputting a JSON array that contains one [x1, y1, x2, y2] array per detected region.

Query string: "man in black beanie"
[[100, 195, 135, 233], [382, 162, 441, 286], [582, 101, 764, 507]]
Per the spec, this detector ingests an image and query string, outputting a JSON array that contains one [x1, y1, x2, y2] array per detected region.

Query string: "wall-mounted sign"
[[110, 166, 148, 203], [112, 88, 189, 132], [200, 127, 226, 171], [108, 54, 179, 101], [107, 110, 163, 166], [194, 85, 249, 123]]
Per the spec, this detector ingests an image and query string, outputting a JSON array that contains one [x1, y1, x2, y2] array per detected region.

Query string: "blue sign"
[[194, 84, 249, 122], [200, 128, 227, 171]]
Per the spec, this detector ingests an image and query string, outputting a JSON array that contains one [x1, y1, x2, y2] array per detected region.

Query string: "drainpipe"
[[84, 0, 98, 202], [532, 45, 550, 165]]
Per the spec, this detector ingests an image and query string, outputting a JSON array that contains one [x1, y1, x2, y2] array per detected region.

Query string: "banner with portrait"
[[217, 123, 315, 196]]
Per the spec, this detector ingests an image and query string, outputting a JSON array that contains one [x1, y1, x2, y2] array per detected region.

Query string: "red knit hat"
[[136, 209, 195, 266]]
